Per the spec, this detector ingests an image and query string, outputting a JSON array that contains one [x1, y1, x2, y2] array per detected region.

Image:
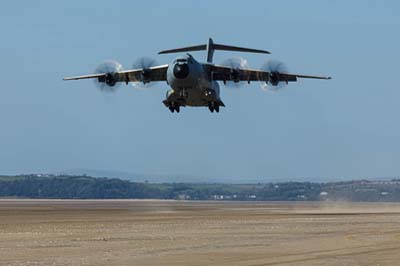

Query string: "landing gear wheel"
[[208, 105, 214, 113], [215, 105, 220, 113], [169, 106, 175, 113], [175, 106, 180, 113]]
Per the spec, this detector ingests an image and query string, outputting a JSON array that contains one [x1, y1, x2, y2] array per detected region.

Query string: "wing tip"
[[63, 77, 80, 81]]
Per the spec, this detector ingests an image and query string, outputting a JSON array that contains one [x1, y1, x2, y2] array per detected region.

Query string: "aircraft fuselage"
[[163, 54, 224, 112]]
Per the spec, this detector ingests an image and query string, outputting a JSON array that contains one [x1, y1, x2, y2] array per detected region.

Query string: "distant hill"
[[1, 175, 400, 201], [57, 169, 209, 183], [56, 169, 284, 184], [57, 169, 356, 184]]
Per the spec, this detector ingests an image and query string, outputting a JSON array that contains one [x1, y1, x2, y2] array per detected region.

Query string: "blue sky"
[[0, 0, 399, 181]]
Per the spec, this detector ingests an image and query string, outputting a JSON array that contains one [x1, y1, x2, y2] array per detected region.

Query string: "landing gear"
[[208, 102, 220, 113], [169, 103, 180, 113]]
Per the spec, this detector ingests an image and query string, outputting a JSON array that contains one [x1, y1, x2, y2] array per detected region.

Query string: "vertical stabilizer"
[[206, 38, 215, 63]]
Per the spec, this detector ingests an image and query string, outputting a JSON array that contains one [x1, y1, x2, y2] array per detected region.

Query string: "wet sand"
[[1, 200, 400, 266]]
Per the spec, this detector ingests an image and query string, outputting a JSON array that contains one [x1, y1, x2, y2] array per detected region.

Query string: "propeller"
[[94, 60, 123, 93], [131, 56, 158, 89], [259, 60, 289, 92], [220, 57, 249, 89]]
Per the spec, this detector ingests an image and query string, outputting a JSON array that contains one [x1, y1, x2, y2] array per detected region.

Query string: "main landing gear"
[[208, 102, 220, 113], [169, 105, 180, 113]]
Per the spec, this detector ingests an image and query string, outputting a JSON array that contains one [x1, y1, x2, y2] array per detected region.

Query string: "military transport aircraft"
[[63, 38, 331, 113]]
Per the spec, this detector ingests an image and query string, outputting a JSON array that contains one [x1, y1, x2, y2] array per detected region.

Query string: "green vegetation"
[[0, 175, 400, 201]]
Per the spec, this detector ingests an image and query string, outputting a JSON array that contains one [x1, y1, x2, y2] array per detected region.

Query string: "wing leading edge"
[[63, 64, 169, 83], [207, 64, 331, 84]]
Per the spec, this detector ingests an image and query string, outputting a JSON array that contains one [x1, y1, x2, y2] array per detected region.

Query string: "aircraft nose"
[[173, 63, 189, 79]]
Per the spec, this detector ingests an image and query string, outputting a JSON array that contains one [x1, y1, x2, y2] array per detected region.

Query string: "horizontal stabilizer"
[[158, 44, 207, 54], [213, 44, 270, 54], [158, 43, 270, 55], [159, 38, 271, 63]]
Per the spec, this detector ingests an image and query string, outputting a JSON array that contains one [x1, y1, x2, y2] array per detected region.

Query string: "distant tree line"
[[1, 175, 400, 201], [0, 176, 160, 199]]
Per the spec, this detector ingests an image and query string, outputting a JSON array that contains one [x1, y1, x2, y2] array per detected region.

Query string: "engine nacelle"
[[230, 69, 240, 83], [141, 69, 151, 84], [98, 73, 117, 86], [269, 71, 280, 86]]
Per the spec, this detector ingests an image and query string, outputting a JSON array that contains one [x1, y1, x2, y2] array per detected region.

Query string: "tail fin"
[[158, 38, 270, 63]]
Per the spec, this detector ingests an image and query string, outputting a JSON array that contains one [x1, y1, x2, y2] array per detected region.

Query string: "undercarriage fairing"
[[163, 81, 223, 107]]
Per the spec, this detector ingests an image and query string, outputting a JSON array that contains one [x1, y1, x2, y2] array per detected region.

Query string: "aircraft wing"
[[207, 64, 331, 83], [63, 64, 169, 83]]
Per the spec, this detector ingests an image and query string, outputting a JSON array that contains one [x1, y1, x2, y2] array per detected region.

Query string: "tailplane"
[[158, 38, 270, 63]]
